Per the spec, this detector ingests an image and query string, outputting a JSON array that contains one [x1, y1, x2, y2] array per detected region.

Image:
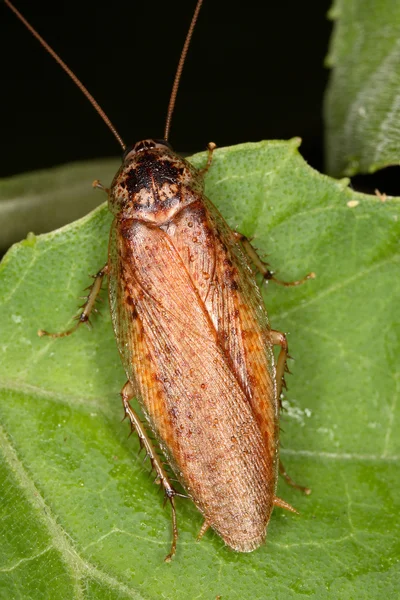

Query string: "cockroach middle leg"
[[199, 142, 217, 176], [121, 381, 179, 562], [38, 264, 108, 338], [233, 232, 315, 286], [239, 234, 313, 495]]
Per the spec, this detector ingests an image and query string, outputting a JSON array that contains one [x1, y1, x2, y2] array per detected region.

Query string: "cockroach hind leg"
[[120, 381, 179, 561], [279, 460, 311, 495], [38, 263, 108, 338], [199, 142, 217, 177], [234, 231, 315, 286], [164, 495, 178, 562], [272, 333, 311, 496], [270, 329, 289, 401], [273, 496, 299, 514]]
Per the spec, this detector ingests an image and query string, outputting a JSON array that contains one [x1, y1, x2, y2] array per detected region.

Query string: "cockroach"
[[6, 0, 314, 561]]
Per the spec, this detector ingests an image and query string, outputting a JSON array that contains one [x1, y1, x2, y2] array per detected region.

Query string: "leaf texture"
[[0, 141, 399, 599], [324, 0, 400, 175]]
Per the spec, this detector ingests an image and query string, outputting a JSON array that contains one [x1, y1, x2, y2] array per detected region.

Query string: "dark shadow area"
[[3, 0, 332, 176], [350, 166, 400, 197]]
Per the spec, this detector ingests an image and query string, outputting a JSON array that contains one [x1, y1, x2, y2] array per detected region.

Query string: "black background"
[[3, 0, 399, 195], [3, 0, 332, 177]]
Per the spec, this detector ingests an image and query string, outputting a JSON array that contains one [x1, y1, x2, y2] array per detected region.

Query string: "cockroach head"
[[109, 138, 203, 223]]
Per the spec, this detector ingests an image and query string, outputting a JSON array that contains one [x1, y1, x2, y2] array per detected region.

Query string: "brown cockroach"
[[6, 0, 313, 561]]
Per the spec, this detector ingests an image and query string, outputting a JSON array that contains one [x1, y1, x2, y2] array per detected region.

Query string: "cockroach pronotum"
[[6, 0, 314, 561]]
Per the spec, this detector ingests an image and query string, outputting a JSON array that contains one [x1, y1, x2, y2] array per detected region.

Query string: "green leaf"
[[0, 161, 119, 254], [324, 0, 400, 176], [0, 140, 399, 599]]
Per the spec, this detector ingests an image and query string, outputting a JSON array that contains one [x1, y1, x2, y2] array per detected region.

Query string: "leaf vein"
[[276, 254, 399, 320], [0, 421, 147, 599]]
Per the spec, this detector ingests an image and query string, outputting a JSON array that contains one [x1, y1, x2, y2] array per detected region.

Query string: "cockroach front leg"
[[233, 232, 315, 286], [38, 264, 108, 338], [92, 179, 110, 195], [271, 330, 311, 496], [121, 381, 179, 562]]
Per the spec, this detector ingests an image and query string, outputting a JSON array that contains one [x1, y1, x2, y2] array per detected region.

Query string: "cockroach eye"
[[122, 139, 173, 162], [153, 139, 173, 150]]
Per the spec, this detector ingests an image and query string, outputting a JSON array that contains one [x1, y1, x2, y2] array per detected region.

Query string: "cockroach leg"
[[121, 381, 179, 562], [234, 232, 315, 286], [279, 461, 311, 495], [92, 179, 110, 195], [270, 329, 289, 401], [38, 264, 108, 338], [199, 142, 217, 177], [265, 270, 316, 287], [196, 519, 211, 541], [271, 330, 312, 495]]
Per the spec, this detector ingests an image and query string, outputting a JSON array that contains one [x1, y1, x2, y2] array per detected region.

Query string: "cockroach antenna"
[[4, 0, 126, 151], [164, 0, 204, 142]]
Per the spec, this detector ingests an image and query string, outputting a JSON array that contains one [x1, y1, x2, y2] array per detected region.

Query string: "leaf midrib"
[[0, 419, 147, 599]]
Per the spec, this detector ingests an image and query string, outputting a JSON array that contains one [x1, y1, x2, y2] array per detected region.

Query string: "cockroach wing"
[[165, 197, 279, 466], [108, 215, 276, 552]]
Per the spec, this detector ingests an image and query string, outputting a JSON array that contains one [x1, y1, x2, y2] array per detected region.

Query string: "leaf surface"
[[0, 141, 399, 599], [0, 161, 118, 253], [324, 0, 400, 176]]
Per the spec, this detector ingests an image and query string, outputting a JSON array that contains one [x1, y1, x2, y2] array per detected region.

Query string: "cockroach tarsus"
[[7, 0, 314, 561]]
